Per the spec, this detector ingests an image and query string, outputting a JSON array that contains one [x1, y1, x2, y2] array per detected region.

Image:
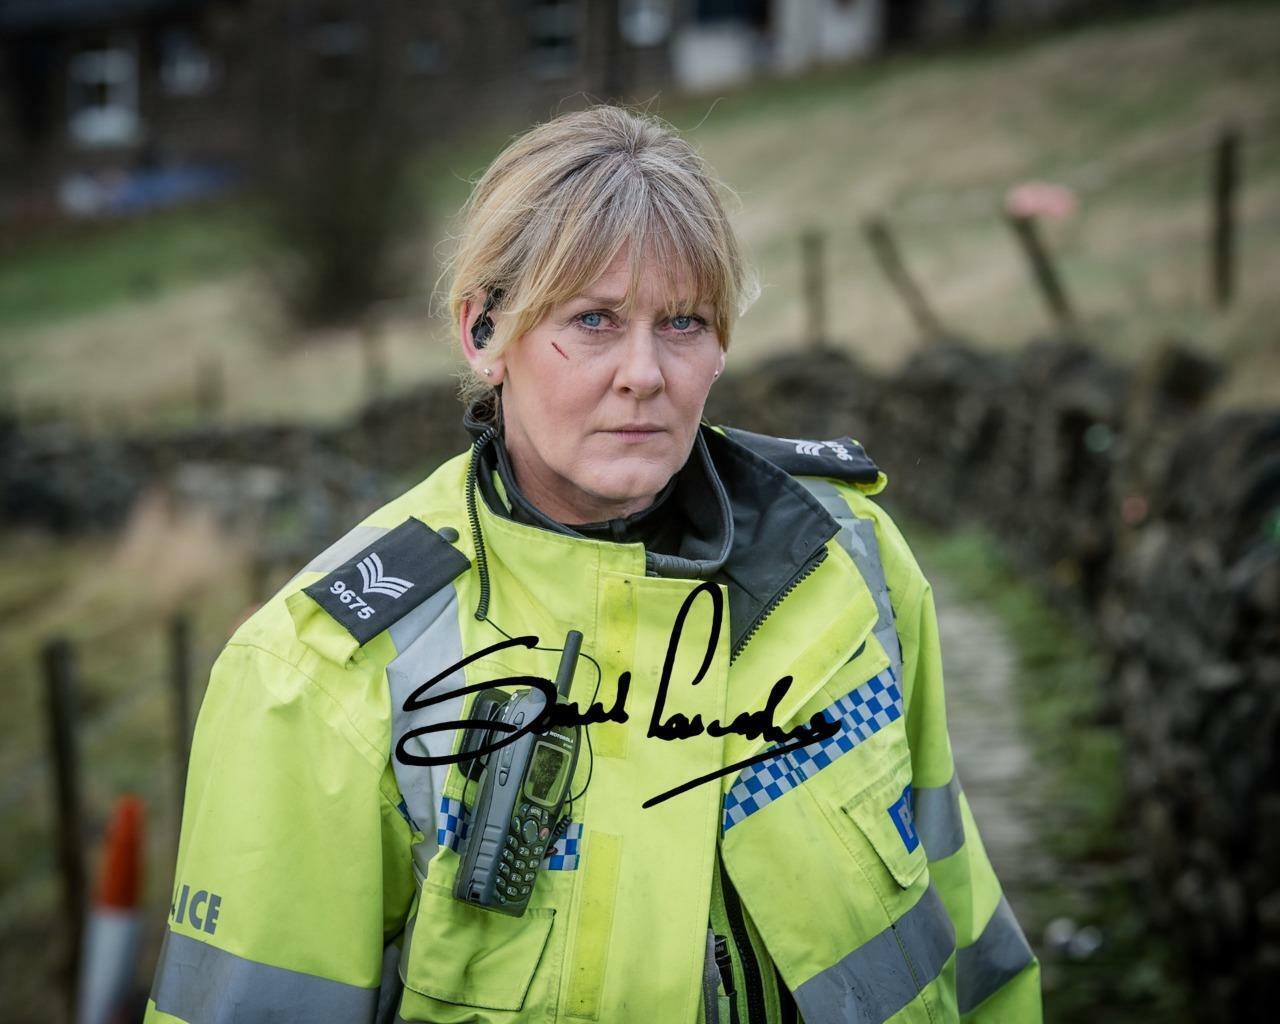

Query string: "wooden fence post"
[[863, 216, 946, 341], [800, 230, 828, 350], [169, 614, 193, 813], [1212, 125, 1240, 310], [42, 636, 85, 1011], [1005, 211, 1077, 334]]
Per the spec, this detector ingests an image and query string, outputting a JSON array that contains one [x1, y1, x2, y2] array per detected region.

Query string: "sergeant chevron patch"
[[302, 517, 469, 646], [721, 426, 881, 484]]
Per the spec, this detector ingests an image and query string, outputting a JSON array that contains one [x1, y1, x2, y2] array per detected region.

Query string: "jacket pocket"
[[837, 752, 927, 894], [401, 881, 556, 1013]]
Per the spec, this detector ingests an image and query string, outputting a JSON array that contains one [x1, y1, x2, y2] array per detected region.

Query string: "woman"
[[146, 106, 1040, 1023]]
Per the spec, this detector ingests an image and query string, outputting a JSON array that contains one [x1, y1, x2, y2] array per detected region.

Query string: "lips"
[[604, 424, 665, 443]]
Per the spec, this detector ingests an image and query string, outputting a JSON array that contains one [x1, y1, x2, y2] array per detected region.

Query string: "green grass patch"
[[0, 199, 263, 336]]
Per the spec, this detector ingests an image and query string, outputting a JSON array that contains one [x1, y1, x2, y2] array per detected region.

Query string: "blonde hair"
[[440, 104, 758, 401]]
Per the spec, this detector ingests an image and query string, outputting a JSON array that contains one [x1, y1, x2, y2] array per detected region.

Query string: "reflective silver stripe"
[[957, 896, 1036, 1014], [850, 515, 904, 680], [794, 883, 956, 1024], [302, 525, 391, 575], [808, 490, 858, 525], [797, 478, 903, 679], [703, 927, 721, 1024], [151, 928, 378, 1023], [386, 585, 466, 877], [915, 773, 966, 861]]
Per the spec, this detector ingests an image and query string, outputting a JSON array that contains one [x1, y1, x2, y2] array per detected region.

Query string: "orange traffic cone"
[[76, 795, 144, 1024]]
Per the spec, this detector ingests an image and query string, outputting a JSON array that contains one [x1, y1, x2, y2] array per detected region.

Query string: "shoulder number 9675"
[[331, 580, 376, 619]]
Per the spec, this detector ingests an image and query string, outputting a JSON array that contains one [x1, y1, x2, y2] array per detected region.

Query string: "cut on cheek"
[[550, 340, 570, 361]]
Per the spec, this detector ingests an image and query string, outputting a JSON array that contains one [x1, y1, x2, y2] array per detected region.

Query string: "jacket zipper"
[[719, 853, 766, 1024], [730, 547, 828, 664], [720, 544, 829, 1021], [714, 934, 740, 1024]]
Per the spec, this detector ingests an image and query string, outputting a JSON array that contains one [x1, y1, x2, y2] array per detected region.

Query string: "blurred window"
[[67, 35, 140, 147], [622, 0, 672, 47], [528, 0, 583, 79], [695, 0, 768, 27], [160, 27, 217, 96]]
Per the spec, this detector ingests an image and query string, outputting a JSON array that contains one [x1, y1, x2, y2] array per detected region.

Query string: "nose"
[[613, 325, 665, 399]]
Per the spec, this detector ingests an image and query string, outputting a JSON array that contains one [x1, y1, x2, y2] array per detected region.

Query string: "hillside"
[[2, 1, 1277, 426]]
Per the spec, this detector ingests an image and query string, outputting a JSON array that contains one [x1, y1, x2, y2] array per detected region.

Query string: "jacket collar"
[[462, 398, 839, 660]]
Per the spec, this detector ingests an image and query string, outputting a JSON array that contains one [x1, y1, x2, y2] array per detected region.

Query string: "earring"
[[483, 368, 493, 377]]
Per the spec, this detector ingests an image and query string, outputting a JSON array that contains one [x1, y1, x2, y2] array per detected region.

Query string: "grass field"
[[2, 1, 1277, 429]]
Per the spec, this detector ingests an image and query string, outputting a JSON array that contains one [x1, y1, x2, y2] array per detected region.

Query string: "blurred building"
[[1, 0, 244, 222], [0, 0, 669, 223], [0, 0, 1182, 225]]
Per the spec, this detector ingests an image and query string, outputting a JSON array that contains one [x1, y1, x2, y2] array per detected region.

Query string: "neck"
[[503, 436, 662, 525]]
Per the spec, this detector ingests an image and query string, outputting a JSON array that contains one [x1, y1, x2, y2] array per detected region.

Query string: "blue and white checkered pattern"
[[542, 822, 584, 870], [437, 795, 469, 851], [395, 797, 420, 833], [434, 794, 582, 871], [721, 666, 903, 832]]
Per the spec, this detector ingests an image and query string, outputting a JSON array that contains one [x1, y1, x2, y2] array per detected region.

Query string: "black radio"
[[453, 631, 582, 915]]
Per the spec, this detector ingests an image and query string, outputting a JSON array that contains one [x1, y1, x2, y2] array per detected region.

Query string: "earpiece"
[[470, 287, 504, 350]]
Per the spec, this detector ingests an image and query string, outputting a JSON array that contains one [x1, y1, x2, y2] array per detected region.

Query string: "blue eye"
[[576, 311, 609, 331], [670, 314, 705, 333]]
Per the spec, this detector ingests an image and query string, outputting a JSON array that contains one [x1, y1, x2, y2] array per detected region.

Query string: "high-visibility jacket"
[[145, 418, 1041, 1024]]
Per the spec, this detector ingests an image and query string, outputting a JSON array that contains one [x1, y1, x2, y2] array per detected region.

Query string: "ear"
[[715, 347, 726, 377], [459, 296, 506, 385]]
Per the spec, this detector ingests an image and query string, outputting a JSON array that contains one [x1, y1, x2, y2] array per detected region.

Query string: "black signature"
[[393, 582, 839, 808]]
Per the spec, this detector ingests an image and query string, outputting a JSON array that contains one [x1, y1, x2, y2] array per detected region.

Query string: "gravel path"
[[928, 570, 1051, 897]]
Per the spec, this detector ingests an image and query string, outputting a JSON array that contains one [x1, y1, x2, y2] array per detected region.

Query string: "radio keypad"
[[490, 788, 569, 908]]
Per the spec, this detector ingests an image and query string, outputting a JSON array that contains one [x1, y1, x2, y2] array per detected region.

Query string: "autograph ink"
[[394, 583, 841, 808]]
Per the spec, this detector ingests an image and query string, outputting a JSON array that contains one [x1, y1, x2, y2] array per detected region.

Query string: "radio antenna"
[[555, 631, 582, 699]]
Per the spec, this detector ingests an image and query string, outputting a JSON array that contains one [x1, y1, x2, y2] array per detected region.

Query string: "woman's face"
[[463, 246, 725, 524]]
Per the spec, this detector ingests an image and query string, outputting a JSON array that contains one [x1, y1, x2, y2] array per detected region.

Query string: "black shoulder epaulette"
[[302, 518, 470, 646], [721, 426, 881, 485]]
